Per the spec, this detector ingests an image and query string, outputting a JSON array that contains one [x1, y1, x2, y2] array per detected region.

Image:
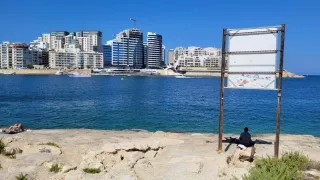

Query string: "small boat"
[[92, 69, 103, 73], [55, 70, 62, 75], [175, 75, 190, 78], [1, 72, 16, 75], [68, 72, 91, 78]]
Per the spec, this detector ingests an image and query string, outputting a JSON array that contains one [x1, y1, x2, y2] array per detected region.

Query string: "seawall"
[[0, 69, 91, 75]]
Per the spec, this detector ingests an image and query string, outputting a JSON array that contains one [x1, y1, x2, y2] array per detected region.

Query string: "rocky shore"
[[0, 129, 319, 180]]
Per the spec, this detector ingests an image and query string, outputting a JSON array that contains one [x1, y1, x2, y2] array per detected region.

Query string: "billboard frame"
[[217, 24, 286, 158]]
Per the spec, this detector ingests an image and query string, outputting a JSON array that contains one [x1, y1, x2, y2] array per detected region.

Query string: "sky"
[[1, 0, 319, 74]]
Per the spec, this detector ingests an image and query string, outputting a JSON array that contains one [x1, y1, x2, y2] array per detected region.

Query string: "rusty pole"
[[218, 29, 227, 152], [275, 24, 285, 157]]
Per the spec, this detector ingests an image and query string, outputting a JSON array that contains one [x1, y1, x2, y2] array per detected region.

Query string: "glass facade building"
[[103, 45, 112, 67], [147, 32, 163, 68], [108, 28, 144, 68]]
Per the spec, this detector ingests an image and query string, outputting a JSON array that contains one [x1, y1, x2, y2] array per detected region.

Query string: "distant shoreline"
[[0, 69, 305, 78]]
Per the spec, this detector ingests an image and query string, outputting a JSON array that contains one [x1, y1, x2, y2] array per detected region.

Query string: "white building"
[[0, 41, 10, 68], [0, 41, 45, 69], [76, 31, 102, 52], [147, 32, 162, 68], [30, 33, 51, 50], [50, 31, 69, 50], [49, 47, 103, 69], [162, 45, 166, 66], [168, 49, 175, 66], [173, 46, 222, 68], [175, 55, 220, 68]]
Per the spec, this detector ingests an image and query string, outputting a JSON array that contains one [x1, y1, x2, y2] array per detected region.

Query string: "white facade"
[[175, 55, 220, 68], [0, 42, 9, 68], [77, 37, 90, 52], [42, 34, 51, 45], [173, 46, 222, 68], [162, 45, 166, 65], [0, 42, 45, 69], [76, 31, 102, 52], [49, 47, 103, 69], [168, 49, 175, 65]]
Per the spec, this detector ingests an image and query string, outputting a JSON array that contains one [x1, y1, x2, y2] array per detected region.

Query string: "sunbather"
[[2, 124, 24, 134]]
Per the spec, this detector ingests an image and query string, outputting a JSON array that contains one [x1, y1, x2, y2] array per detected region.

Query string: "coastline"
[[0, 129, 319, 180], [0, 69, 305, 78]]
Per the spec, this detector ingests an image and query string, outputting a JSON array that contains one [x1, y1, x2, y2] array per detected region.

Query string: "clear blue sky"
[[1, 0, 319, 74]]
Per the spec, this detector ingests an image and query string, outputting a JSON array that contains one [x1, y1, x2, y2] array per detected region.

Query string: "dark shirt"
[[239, 132, 253, 147]]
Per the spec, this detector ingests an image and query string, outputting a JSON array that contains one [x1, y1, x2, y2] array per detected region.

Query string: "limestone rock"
[[117, 174, 138, 180], [230, 147, 255, 165], [38, 145, 62, 155], [239, 147, 255, 162], [234, 160, 251, 168], [144, 150, 157, 160], [304, 170, 320, 180], [62, 165, 77, 173], [4, 147, 23, 155], [3, 136, 23, 144], [122, 151, 144, 168], [43, 161, 53, 168]]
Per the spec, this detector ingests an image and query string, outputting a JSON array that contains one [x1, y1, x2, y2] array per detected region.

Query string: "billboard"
[[227, 27, 278, 90]]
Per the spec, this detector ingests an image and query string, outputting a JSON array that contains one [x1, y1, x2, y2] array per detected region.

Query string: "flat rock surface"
[[0, 129, 319, 180]]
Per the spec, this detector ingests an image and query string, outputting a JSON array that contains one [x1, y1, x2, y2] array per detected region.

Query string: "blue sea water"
[[0, 75, 319, 136]]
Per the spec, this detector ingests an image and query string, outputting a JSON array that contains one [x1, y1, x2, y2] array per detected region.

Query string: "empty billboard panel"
[[227, 27, 278, 90]]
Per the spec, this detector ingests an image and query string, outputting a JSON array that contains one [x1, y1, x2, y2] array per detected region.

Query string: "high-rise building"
[[103, 44, 112, 67], [143, 42, 148, 68], [108, 28, 143, 68], [50, 31, 69, 50], [0, 42, 10, 68], [147, 32, 162, 68], [1, 41, 47, 69], [168, 49, 175, 66], [41, 50, 49, 67], [162, 45, 166, 66], [76, 31, 102, 52], [42, 34, 51, 45], [11, 43, 32, 69]]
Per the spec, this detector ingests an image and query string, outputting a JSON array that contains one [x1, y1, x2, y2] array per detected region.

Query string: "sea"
[[0, 75, 319, 136]]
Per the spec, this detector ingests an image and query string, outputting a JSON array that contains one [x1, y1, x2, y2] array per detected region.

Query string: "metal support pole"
[[275, 24, 285, 158], [218, 29, 227, 152]]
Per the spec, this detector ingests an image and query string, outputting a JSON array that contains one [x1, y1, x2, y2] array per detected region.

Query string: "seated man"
[[239, 127, 254, 147], [2, 124, 24, 134]]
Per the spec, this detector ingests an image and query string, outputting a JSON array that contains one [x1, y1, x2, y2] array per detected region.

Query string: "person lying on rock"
[[2, 123, 24, 134], [239, 127, 254, 147]]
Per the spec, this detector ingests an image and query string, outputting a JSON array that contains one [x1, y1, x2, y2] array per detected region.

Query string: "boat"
[[175, 75, 191, 78], [68, 72, 91, 78], [55, 70, 62, 75], [1, 72, 16, 75], [92, 69, 103, 73]]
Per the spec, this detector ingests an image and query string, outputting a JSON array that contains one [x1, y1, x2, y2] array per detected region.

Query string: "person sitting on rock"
[[239, 127, 254, 147], [2, 124, 24, 134]]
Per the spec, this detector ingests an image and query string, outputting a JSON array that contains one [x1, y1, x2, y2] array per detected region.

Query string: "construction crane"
[[130, 18, 137, 28]]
